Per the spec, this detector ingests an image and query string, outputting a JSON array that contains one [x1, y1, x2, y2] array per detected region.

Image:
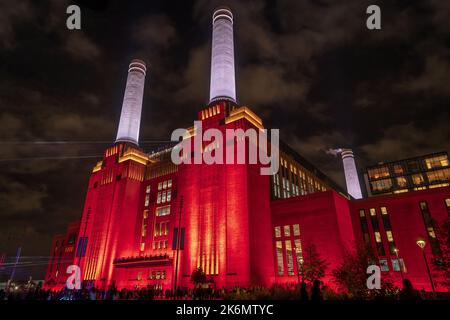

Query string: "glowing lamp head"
[[416, 239, 426, 249]]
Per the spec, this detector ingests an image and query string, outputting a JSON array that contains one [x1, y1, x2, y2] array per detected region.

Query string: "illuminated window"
[[427, 227, 436, 238], [380, 207, 388, 215], [284, 225, 290, 237], [412, 174, 424, 186], [392, 259, 406, 272], [393, 165, 403, 175], [396, 176, 407, 187], [154, 224, 159, 237], [163, 180, 167, 189], [285, 240, 294, 276], [158, 182, 162, 190], [161, 191, 167, 203], [425, 155, 449, 169], [274, 226, 281, 238], [137, 272, 142, 280], [276, 241, 284, 276], [140, 243, 145, 251], [156, 205, 171, 216], [359, 209, 365, 218], [419, 201, 441, 255], [293, 224, 300, 236], [166, 190, 171, 202], [144, 194, 150, 207], [374, 232, 382, 243], [143, 210, 149, 219], [368, 166, 390, 179], [168, 179, 172, 188], [445, 199, 450, 216], [141, 224, 147, 237], [379, 259, 389, 272], [427, 168, 450, 184], [146, 185, 151, 193], [157, 192, 161, 204], [294, 239, 303, 275], [370, 208, 376, 216], [386, 231, 394, 242]]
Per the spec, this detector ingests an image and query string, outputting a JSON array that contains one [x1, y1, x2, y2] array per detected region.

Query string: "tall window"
[[285, 240, 294, 276], [370, 208, 385, 256], [284, 225, 290, 237], [380, 207, 396, 255], [276, 241, 284, 276], [419, 201, 441, 255], [445, 199, 450, 216], [359, 209, 370, 244]]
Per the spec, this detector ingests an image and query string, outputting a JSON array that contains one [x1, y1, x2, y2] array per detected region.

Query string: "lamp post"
[[416, 239, 435, 292], [393, 248, 404, 282]]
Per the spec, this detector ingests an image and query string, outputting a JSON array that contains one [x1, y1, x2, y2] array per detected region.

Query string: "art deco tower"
[[209, 7, 236, 103], [115, 59, 147, 145]]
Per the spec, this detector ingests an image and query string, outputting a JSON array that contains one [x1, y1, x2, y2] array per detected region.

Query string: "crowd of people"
[[0, 279, 439, 301]]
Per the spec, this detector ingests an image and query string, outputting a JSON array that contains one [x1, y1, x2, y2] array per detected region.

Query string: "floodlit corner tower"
[[209, 7, 236, 103], [341, 149, 363, 199], [115, 59, 147, 145]]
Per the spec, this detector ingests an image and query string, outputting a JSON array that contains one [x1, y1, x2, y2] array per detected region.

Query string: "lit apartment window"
[[276, 241, 284, 276], [425, 155, 449, 169], [445, 199, 450, 216], [284, 225, 290, 237], [156, 205, 171, 216], [293, 224, 300, 236], [146, 185, 151, 194], [167, 179, 172, 188], [167, 190, 171, 202], [143, 210, 149, 219], [144, 194, 150, 207], [140, 243, 145, 252], [158, 182, 162, 190], [161, 191, 167, 203], [274, 226, 281, 238], [137, 272, 142, 281], [285, 240, 295, 276], [141, 224, 147, 237], [163, 180, 167, 189]]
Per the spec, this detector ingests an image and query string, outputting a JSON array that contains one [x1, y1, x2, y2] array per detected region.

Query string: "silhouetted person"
[[399, 279, 422, 300], [300, 281, 309, 301], [311, 280, 323, 301]]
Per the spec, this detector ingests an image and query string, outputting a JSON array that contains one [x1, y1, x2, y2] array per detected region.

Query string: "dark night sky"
[[0, 0, 449, 278]]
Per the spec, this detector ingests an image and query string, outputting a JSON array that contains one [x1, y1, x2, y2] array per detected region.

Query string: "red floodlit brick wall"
[[270, 190, 356, 288], [350, 187, 450, 292]]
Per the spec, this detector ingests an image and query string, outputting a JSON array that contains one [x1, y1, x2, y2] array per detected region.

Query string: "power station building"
[[44, 7, 450, 293]]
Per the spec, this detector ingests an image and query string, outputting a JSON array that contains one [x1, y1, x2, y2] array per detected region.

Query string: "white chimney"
[[209, 7, 236, 103], [341, 149, 363, 199], [115, 59, 147, 145]]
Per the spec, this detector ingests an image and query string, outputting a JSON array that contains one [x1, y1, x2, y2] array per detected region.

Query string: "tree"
[[190, 267, 206, 287], [433, 218, 450, 289], [302, 244, 329, 284], [332, 244, 375, 299]]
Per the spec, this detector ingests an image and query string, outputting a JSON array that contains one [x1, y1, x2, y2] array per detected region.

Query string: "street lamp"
[[416, 239, 435, 292], [393, 248, 404, 281]]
